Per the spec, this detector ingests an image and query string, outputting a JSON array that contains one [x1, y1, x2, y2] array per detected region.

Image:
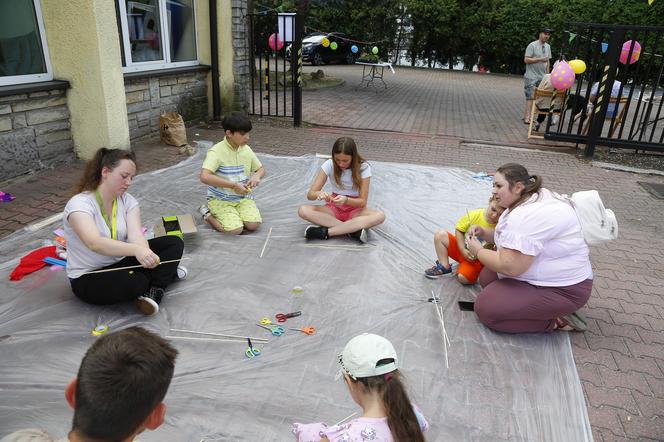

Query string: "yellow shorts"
[[208, 198, 262, 231]]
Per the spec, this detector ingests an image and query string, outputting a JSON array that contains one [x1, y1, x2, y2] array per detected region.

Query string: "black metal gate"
[[247, 12, 303, 126], [544, 23, 664, 156]]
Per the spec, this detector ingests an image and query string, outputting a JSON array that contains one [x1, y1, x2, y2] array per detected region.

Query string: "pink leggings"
[[474, 268, 592, 333]]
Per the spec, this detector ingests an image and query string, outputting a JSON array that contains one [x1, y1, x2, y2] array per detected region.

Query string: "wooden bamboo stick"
[[81, 257, 189, 275], [259, 227, 273, 258], [169, 328, 268, 342]]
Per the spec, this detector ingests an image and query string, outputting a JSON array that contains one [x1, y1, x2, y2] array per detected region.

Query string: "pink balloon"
[[268, 33, 284, 51], [550, 61, 575, 91], [619, 40, 641, 65]]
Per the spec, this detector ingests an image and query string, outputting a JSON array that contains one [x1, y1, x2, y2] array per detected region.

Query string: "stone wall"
[[0, 88, 74, 182], [232, 0, 251, 111], [124, 70, 208, 142]]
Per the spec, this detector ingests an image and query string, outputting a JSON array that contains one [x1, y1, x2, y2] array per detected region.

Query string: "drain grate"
[[638, 181, 664, 199]]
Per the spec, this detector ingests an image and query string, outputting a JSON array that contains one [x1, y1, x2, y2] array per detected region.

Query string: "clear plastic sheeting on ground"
[[0, 146, 592, 441]]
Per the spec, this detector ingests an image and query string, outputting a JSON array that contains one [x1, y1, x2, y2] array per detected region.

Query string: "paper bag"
[[159, 112, 187, 147]]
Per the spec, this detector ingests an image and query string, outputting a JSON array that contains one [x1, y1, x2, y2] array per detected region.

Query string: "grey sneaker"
[[304, 225, 329, 240], [424, 261, 453, 279], [348, 229, 368, 243], [198, 204, 210, 221], [135, 287, 164, 316]]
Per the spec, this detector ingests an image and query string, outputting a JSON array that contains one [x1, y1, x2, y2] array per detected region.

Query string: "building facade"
[[0, 0, 250, 182]]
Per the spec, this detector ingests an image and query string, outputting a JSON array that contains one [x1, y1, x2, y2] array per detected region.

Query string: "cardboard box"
[[153, 214, 197, 240]]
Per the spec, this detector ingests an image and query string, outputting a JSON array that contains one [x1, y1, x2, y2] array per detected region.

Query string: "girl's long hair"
[[331, 137, 365, 190], [354, 370, 425, 442], [496, 163, 543, 210], [75, 148, 136, 193]]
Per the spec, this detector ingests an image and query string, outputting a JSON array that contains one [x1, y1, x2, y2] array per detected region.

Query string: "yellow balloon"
[[322, 37, 330, 48], [569, 59, 586, 75]]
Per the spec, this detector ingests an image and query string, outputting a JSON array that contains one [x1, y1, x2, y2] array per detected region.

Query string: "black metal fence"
[[247, 12, 303, 126], [544, 23, 664, 156]]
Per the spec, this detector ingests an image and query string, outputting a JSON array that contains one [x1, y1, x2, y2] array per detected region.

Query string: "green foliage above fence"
[[255, 0, 664, 73]]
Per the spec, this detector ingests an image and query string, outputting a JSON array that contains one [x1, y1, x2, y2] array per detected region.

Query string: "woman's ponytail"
[[75, 148, 136, 193]]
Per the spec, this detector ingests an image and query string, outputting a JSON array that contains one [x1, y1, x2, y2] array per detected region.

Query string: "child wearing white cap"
[[292, 333, 428, 442]]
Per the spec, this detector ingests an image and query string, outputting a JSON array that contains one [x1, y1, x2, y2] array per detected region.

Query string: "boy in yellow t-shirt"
[[424, 197, 504, 284], [199, 112, 265, 234]]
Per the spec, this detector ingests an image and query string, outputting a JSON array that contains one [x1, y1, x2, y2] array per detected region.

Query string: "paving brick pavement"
[[0, 139, 186, 240], [2, 127, 664, 438], [299, 65, 570, 150]]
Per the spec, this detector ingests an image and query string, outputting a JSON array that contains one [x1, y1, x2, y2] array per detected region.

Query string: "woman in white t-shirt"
[[466, 163, 593, 333], [63, 148, 184, 316], [298, 137, 385, 243]]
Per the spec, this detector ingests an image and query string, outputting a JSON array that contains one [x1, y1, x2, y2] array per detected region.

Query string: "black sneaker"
[[135, 287, 165, 316], [348, 229, 368, 243], [304, 225, 329, 240]]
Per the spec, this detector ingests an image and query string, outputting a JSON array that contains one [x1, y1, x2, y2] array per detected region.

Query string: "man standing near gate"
[[523, 28, 552, 124]]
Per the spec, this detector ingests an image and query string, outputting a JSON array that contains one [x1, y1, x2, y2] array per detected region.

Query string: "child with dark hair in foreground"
[[2, 326, 178, 441]]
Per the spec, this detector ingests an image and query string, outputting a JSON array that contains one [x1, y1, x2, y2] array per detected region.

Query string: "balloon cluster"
[[267, 33, 382, 58]]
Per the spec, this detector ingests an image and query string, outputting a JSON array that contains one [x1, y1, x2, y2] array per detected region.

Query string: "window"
[[118, 0, 198, 72], [0, 0, 53, 86]]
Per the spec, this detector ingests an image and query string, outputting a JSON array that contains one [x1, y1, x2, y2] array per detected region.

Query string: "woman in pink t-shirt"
[[466, 163, 593, 333]]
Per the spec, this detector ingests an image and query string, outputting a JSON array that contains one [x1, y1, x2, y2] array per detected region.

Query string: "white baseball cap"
[[337, 333, 399, 380]]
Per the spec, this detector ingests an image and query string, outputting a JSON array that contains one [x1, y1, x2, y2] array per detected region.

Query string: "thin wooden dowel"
[[259, 227, 273, 258], [431, 291, 450, 368], [81, 257, 189, 275], [334, 411, 358, 427], [166, 335, 246, 343], [169, 328, 268, 342]]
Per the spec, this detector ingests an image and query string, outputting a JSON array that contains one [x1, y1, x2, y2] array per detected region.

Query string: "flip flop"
[[523, 119, 531, 125], [557, 311, 588, 331]]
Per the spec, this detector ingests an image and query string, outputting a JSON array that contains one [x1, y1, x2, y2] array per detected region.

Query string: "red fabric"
[[9, 246, 59, 281]]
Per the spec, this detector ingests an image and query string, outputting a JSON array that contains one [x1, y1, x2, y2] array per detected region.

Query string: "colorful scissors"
[[245, 338, 261, 358], [256, 323, 284, 336], [289, 326, 316, 335], [275, 311, 302, 323]]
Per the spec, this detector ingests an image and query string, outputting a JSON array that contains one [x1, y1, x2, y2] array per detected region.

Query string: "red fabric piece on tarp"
[[9, 246, 59, 281]]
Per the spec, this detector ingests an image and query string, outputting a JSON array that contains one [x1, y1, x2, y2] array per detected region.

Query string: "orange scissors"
[[289, 326, 316, 335]]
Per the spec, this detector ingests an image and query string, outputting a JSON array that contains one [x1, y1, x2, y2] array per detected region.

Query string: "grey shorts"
[[524, 78, 541, 100]]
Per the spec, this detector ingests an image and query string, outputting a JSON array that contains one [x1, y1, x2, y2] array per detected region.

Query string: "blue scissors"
[[256, 323, 284, 336], [245, 338, 261, 358]]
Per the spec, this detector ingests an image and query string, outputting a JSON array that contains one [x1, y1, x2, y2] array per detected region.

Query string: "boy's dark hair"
[[222, 111, 252, 133], [72, 326, 178, 440]]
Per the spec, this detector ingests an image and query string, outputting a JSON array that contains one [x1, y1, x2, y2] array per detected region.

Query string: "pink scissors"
[[275, 311, 301, 323]]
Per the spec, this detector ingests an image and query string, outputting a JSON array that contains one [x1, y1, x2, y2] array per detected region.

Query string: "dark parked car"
[[287, 32, 356, 65]]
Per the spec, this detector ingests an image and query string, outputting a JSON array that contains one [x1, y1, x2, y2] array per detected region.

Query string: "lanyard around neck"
[[95, 190, 118, 240]]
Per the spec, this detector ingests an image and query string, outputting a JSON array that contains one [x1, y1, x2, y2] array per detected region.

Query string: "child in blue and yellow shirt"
[[424, 196, 504, 284], [199, 112, 265, 235]]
